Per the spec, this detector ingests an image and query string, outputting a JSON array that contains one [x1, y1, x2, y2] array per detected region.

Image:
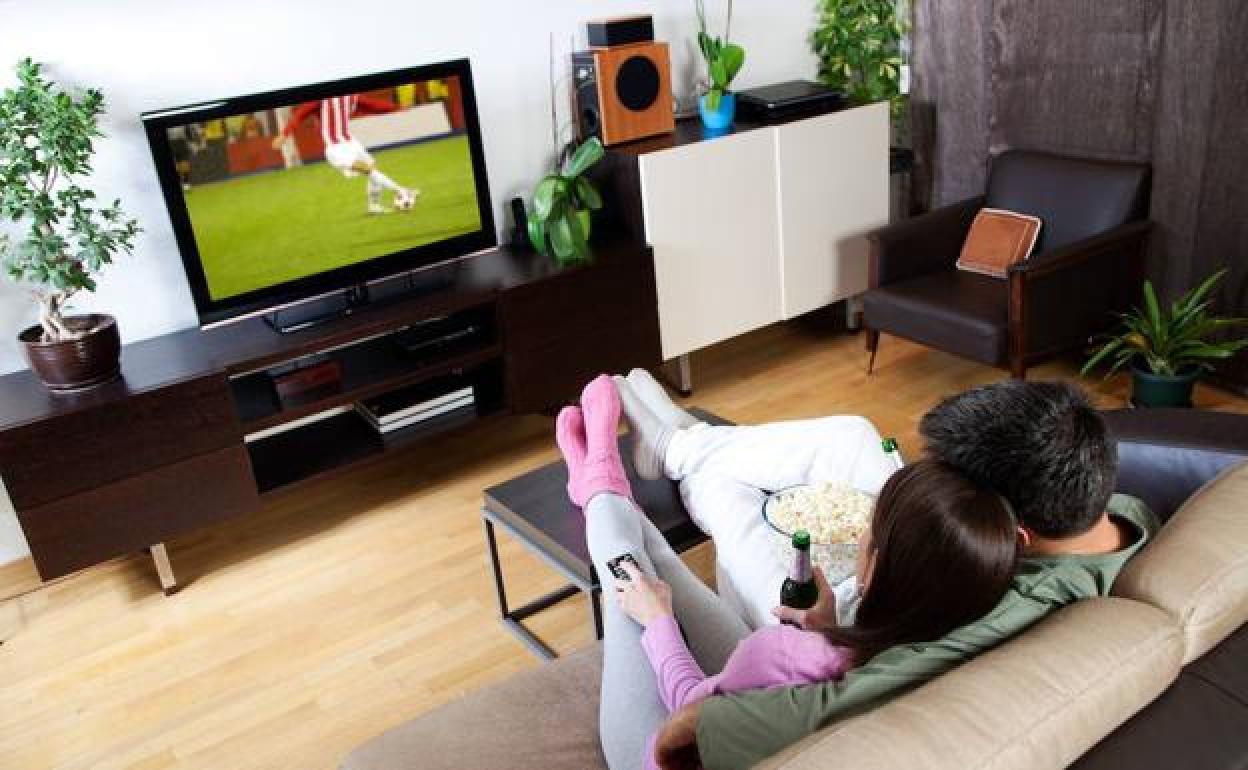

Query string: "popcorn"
[[765, 481, 874, 545], [763, 482, 875, 584]]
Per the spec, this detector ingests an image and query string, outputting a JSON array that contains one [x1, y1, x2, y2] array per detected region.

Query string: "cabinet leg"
[[662, 355, 693, 397], [150, 543, 178, 596]]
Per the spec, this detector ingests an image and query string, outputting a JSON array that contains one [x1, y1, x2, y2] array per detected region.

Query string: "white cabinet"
[[635, 102, 889, 360], [776, 103, 890, 319], [639, 127, 781, 360]]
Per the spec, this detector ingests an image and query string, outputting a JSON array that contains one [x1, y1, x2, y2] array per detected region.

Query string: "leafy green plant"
[[527, 137, 604, 263], [1081, 269, 1248, 378], [696, 0, 745, 111], [811, 0, 907, 118], [0, 58, 139, 341]]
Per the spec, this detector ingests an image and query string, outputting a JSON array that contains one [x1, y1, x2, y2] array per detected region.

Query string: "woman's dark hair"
[[919, 380, 1116, 538], [824, 460, 1019, 664]]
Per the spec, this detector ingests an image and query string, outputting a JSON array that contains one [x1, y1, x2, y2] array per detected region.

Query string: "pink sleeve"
[[640, 620, 854, 713], [639, 615, 712, 712]]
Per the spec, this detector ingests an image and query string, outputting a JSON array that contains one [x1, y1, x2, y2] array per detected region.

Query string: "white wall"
[[0, 0, 818, 565]]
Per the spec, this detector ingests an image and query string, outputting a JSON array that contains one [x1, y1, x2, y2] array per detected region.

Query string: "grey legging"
[[587, 492, 752, 770]]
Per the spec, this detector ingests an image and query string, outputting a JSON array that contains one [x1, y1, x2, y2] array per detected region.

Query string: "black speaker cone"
[[616, 56, 660, 111]]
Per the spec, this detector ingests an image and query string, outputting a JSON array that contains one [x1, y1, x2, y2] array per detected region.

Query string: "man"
[[615, 375, 1159, 770], [272, 93, 418, 215]]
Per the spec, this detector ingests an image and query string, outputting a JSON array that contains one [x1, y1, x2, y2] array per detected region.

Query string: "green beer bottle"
[[780, 530, 818, 610], [882, 436, 904, 470]]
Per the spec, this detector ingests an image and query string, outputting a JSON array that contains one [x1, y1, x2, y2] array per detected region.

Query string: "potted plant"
[[526, 137, 604, 264], [695, 0, 745, 133], [811, 0, 908, 130], [0, 59, 140, 391], [1081, 269, 1247, 407]]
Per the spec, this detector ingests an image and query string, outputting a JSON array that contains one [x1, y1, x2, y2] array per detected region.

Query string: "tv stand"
[[0, 239, 660, 590], [262, 267, 460, 334]]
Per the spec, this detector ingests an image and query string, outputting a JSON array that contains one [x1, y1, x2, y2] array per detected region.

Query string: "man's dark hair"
[[918, 380, 1117, 538]]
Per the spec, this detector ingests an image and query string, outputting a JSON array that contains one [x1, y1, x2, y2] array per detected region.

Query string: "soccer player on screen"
[[272, 94, 419, 215]]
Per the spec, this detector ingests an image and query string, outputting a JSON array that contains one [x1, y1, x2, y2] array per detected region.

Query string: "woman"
[[562, 376, 1018, 770]]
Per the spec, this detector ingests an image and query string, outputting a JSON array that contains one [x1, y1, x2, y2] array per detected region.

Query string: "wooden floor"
[[1, 319, 1245, 770]]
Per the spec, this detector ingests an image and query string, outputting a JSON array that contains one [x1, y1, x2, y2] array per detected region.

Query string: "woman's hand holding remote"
[[616, 560, 674, 627], [771, 566, 838, 630]]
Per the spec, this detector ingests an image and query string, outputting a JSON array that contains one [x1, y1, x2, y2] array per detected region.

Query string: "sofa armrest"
[[1007, 220, 1152, 359], [868, 195, 983, 287], [1104, 408, 1248, 520]]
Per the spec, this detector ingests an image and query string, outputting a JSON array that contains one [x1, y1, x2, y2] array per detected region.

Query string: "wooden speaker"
[[573, 42, 674, 146]]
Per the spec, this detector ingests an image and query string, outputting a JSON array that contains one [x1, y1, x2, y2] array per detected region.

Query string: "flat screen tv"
[[142, 58, 494, 326]]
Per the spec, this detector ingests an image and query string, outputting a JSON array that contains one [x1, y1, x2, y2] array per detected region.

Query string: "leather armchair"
[[863, 150, 1153, 377]]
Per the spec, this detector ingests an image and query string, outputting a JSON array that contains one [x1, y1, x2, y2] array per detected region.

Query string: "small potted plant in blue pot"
[[1081, 269, 1247, 407], [695, 0, 745, 134]]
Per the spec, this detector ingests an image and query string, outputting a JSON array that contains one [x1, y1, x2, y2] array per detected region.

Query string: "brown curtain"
[[911, 0, 1248, 389]]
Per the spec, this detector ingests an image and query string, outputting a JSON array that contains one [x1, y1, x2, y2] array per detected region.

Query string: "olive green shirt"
[[696, 494, 1160, 770]]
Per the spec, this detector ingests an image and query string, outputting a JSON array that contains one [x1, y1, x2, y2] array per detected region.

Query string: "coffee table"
[[482, 409, 727, 659]]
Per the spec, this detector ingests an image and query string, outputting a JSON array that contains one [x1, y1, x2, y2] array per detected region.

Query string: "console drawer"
[[18, 445, 258, 580], [0, 374, 240, 509]]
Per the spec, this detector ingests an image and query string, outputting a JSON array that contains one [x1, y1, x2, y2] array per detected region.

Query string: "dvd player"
[[737, 81, 846, 122]]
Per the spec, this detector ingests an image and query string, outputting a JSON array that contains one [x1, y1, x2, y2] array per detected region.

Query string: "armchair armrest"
[[1007, 220, 1152, 362], [1010, 220, 1152, 278], [868, 195, 983, 287]]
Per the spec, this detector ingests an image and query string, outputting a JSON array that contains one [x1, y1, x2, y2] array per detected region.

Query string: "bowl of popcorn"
[[762, 481, 875, 585]]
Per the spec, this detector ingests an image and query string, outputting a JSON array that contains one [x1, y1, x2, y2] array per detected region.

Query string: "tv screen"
[[143, 59, 494, 325]]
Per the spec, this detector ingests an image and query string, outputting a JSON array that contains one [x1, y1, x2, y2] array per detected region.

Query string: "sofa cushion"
[[862, 270, 1008, 365], [1113, 460, 1248, 663], [340, 644, 605, 770], [757, 598, 1181, 770]]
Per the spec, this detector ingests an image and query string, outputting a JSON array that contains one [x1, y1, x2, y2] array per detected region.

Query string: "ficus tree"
[[0, 58, 139, 341]]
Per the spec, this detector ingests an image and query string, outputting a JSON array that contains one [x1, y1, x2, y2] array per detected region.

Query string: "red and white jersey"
[[320, 95, 358, 145]]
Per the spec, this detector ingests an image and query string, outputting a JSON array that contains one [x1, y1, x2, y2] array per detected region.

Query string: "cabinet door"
[[640, 129, 781, 359], [776, 102, 890, 319]]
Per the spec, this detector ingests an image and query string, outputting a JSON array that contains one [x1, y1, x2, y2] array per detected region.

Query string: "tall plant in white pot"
[[0, 59, 140, 390]]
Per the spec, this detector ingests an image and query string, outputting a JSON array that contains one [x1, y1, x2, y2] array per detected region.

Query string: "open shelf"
[[247, 365, 505, 496], [231, 305, 499, 434]]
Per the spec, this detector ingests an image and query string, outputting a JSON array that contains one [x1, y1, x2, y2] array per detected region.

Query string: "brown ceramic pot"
[[19, 313, 121, 391]]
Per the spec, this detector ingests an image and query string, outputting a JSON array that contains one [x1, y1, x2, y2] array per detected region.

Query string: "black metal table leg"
[[482, 508, 600, 659], [590, 586, 603, 640]]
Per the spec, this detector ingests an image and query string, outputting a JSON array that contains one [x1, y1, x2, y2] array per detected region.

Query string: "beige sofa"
[[343, 420, 1248, 770]]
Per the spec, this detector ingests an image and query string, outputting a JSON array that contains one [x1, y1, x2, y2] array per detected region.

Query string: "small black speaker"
[[587, 15, 654, 48]]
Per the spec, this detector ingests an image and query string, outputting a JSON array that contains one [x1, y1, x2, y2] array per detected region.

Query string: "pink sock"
[[578, 374, 634, 503], [556, 406, 590, 506]]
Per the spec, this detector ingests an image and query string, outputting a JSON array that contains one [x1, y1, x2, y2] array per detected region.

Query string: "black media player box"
[[588, 15, 654, 48]]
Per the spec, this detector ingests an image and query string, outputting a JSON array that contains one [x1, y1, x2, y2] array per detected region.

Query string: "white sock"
[[613, 375, 672, 481], [627, 369, 699, 429], [368, 168, 402, 192]]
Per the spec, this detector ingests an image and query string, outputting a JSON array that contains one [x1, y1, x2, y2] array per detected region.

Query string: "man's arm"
[[692, 643, 968, 770], [272, 101, 318, 147]]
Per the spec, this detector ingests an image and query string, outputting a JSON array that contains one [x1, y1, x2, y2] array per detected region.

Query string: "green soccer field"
[[185, 135, 482, 300]]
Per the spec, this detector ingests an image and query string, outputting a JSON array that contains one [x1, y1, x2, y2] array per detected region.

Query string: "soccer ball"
[[393, 190, 417, 211]]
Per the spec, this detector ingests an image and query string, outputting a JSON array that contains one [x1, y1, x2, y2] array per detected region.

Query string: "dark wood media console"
[[0, 240, 660, 590]]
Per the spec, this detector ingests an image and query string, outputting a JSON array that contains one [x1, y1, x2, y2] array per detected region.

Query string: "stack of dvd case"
[[355, 384, 475, 435]]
